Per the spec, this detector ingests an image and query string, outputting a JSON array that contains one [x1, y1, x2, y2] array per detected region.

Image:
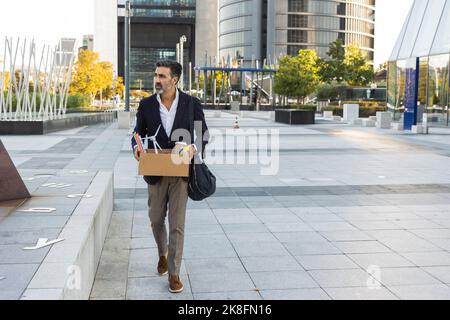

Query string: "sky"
[[0, 0, 413, 67], [374, 0, 414, 67], [0, 0, 95, 49]]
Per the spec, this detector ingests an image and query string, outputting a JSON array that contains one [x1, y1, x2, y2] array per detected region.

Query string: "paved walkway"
[[2, 111, 450, 300], [0, 120, 129, 299], [90, 112, 450, 300]]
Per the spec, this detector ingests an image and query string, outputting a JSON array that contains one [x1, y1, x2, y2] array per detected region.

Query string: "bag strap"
[[188, 97, 205, 162], [188, 96, 194, 145]]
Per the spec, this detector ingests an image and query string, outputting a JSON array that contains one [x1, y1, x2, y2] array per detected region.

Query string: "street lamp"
[[179, 35, 187, 90]]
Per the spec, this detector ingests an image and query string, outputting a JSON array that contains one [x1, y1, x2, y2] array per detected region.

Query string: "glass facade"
[[118, 0, 196, 90], [388, 0, 450, 127], [219, 0, 375, 64], [119, 0, 196, 18], [130, 48, 178, 89], [218, 0, 262, 65], [272, 0, 375, 61]]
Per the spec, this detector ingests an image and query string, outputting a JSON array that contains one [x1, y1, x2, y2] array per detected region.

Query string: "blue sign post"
[[403, 57, 419, 130]]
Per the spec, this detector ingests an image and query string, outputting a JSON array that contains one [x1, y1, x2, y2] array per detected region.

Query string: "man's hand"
[[134, 148, 141, 161], [188, 144, 197, 160], [173, 143, 197, 161]]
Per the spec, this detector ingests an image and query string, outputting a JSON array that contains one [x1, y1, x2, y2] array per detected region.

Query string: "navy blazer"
[[131, 90, 209, 185]]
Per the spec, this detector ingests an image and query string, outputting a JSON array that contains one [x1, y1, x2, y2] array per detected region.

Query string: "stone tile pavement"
[[2, 111, 450, 300], [92, 112, 450, 300]]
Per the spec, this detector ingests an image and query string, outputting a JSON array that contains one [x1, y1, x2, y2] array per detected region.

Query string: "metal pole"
[[196, 69, 200, 98], [179, 35, 186, 91], [124, 0, 131, 112], [203, 70, 207, 104], [189, 61, 192, 95], [213, 71, 216, 106]]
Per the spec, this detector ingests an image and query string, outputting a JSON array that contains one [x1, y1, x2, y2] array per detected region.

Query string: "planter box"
[[275, 109, 315, 125], [0, 112, 116, 135]]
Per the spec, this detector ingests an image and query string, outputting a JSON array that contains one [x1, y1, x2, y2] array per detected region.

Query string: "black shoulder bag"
[[187, 97, 216, 201]]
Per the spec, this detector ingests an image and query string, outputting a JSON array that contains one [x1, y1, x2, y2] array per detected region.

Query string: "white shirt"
[[157, 89, 179, 138]]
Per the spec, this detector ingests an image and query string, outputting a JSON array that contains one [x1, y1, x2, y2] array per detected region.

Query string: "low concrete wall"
[[0, 112, 117, 135], [21, 171, 114, 300]]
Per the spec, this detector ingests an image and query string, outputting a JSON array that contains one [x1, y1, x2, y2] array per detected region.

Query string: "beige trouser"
[[148, 177, 189, 276]]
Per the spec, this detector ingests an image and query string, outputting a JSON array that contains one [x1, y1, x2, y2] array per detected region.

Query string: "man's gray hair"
[[156, 60, 183, 83]]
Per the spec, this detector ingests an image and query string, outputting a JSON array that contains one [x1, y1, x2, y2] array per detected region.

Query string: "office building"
[[95, 0, 217, 90], [219, 0, 375, 65]]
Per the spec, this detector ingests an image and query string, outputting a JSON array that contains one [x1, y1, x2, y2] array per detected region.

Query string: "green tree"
[[274, 49, 321, 104], [70, 50, 116, 105], [318, 39, 375, 86], [318, 39, 347, 83], [344, 44, 375, 86], [96, 61, 114, 103], [104, 76, 125, 99], [70, 50, 100, 104]]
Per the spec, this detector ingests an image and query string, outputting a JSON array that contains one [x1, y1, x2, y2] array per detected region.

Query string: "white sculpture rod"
[[6, 38, 16, 119], [35, 44, 46, 119], [15, 38, 26, 120], [30, 41, 41, 120], [22, 40, 34, 120], [56, 49, 67, 116], [44, 46, 57, 120], [1, 37, 75, 121], [59, 48, 74, 116], [38, 45, 50, 119]]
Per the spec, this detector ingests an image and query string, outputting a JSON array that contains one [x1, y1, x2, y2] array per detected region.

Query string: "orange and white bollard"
[[233, 117, 240, 129]]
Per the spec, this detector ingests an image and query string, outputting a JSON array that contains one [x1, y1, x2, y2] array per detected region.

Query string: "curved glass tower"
[[219, 0, 375, 64], [219, 0, 263, 65]]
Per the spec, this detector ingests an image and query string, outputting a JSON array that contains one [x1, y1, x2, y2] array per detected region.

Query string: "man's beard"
[[155, 85, 164, 94]]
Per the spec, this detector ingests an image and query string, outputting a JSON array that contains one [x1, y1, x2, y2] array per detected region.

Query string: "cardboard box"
[[138, 149, 190, 177]]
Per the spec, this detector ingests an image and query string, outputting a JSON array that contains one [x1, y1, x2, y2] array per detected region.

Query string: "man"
[[131, 60, 209, 293]]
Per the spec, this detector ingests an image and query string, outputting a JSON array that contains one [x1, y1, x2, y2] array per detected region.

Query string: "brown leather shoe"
[[157, 256, 168, 276], [168, 274, 184, 293]]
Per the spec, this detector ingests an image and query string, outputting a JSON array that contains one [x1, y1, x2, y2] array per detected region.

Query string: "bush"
[[291, 104, 317, 111], [1, 92, 90, 112], [343, 100, 387, 108], [323, 105, 387, 118], [67, 93, 90, 109], [316, 84, 347, 101]]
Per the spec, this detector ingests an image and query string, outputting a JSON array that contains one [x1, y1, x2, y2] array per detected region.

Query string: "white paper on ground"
[[18, 208, 56, 213], [23, 238, 65, 250]]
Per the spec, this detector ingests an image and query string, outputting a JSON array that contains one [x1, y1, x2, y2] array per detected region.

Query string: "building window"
[[288, 0, 308, 12], [130, 48, 180, 89], [288, 30, 307, 43], [288, 15, 308, 28]]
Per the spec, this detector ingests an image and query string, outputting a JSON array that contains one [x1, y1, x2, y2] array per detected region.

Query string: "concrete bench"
[[376, 112, 392, 129], [343, 104, 359, 122]]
